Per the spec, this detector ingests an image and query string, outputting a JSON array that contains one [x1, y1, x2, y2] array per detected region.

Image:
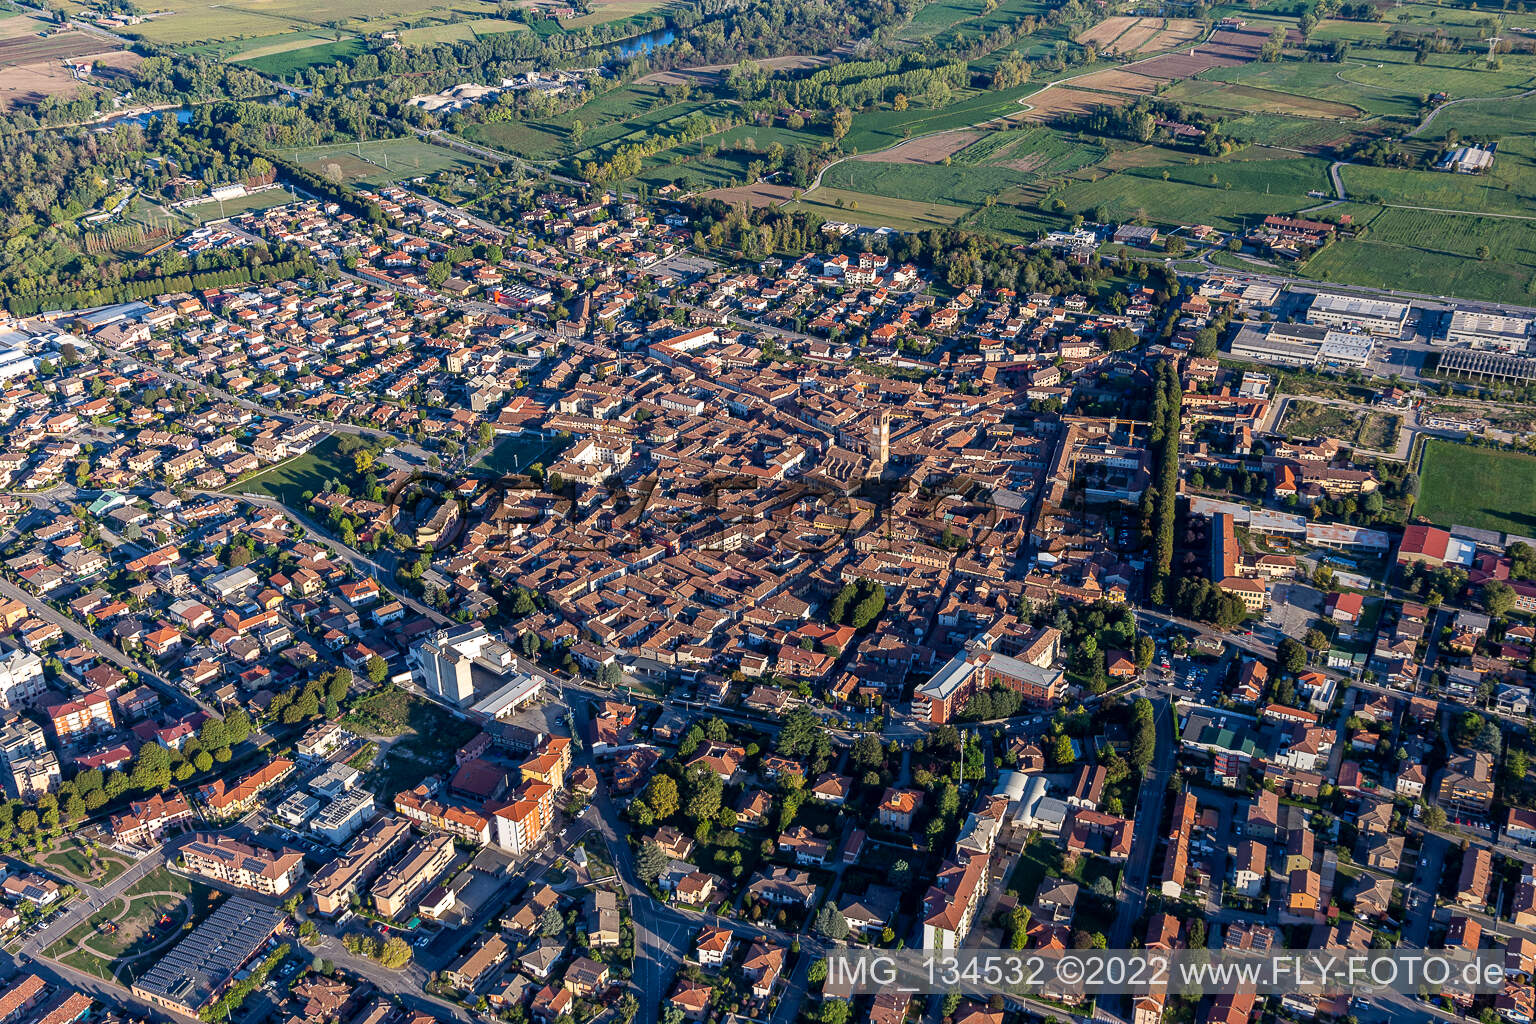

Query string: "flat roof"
[[1308, 292, 1409, 322]]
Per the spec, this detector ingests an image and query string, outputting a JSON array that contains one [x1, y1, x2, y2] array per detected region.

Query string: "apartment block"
[[371, 834, 455, 919]]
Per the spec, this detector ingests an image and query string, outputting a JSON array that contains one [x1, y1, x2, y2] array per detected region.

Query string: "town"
[[0, 63, 1533, 1024]]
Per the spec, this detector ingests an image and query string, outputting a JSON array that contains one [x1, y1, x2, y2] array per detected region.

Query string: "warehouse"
[[1304, 292, 1409, 337], [1444, 310, 1532, 352], [1226, 323, 1325, 367]]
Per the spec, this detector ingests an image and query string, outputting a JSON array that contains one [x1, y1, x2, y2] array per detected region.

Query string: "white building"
[[1445, 310, 1533, 352], [1318, 331, 1375, 367], [0, 649, 44, 710], [412, 624, 517, 706], [310, 789, 376, 845], [1305, 292, 1410, 337]]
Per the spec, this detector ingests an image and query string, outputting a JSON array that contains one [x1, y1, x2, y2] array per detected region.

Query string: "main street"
[[0, 573, 213, 717]]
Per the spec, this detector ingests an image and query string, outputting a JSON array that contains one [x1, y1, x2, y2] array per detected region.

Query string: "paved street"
[[0, 573, 212, 716]]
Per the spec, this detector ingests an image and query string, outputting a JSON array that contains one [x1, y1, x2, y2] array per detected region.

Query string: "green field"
[[841, 80, 1053, 154], [638, 122, 828, 191], [228, 433, 359, 505], [280, 138, 488, 184], [1201, 49, 1536, 119], [1339, 157, 1536, 216], [236, 38, 366, 76], [397, 17, 525, 44], [1417, 439, 1536, 536], [1053, 154, 1331, 230], [45, 870, 212, 984], [39, 839, 131, 886], [1300, 206, 1536, 302], [783, 187, 970, 232], [819, 126, 1104, 210]]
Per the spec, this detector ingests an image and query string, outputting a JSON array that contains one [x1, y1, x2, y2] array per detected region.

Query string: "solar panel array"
[[133, 896, 286, 1011]]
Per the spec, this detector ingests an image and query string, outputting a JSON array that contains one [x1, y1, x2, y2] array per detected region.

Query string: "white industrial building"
[[1444, 310, 1533, 352], [1317, 331, 1375, 367], [1305, 292, 1410, 337]]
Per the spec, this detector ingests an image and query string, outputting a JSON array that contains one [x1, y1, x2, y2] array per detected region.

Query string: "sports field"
[[180, 186, 298, 223], [229, 433, 360, 506], [1417, 439, 1536, 536], [281, 138, 487, 184]]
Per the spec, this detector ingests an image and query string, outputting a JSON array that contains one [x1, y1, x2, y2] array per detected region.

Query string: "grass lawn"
[[40, 839, 131, 886], [44, 872, 215, 984], [227, 433, 358, 506], [1006, 835, 1063, 898], [1416, 438, 1536, 536], [581, 837, 617, 880]]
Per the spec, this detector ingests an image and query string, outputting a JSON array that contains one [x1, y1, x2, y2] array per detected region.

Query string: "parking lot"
[[1266, 580, 1325, 641]]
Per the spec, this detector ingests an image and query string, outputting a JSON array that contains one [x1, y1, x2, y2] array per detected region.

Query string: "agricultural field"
[[820, 126, 1103, 210], [1338, 160, 1535, 216], [1300, 206, 1536, 303], [559, 0, 668, 28], [467, 83, 716, 167], [0, 20, 133, 110], [841, 80, 1054, 153], [782, 187, 971, 232], [280, 137, 487, 184], [638, 122, 826, 192], [1075, 16, 1203, 56], [112, 0, 513, 47], [1052, 153, 1331, 231], [1161, 79, 1362, 119], [1417, 439, 1536, 536], [236, 38, 366, 76], [1200, 49, 1536, 120], [397, 17, 525, 45]]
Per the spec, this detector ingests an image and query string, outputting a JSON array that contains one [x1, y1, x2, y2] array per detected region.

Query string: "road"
[[1109, 698, 1175, 947], [0, 574, 213, 717], [570, 698, 824, 1024]]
